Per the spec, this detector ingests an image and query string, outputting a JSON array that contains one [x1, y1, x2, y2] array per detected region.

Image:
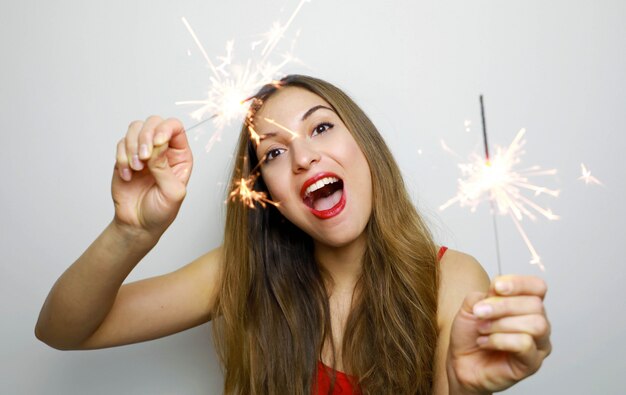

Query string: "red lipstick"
[[300, 172, 346, 220]]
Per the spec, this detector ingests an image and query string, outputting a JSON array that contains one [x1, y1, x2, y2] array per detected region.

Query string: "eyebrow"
[[259, 132, 276, 139], [301, 105, 335, 121]]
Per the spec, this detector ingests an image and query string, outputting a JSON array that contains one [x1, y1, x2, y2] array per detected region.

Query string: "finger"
[[146, 143, 187, 203], [138, 115, 163, 160], [472, 295, 544, 319], [477, 314, 550, 339], [536, 330, 552, 356], [116, 138, 132, 181], [478, 332, 547, 381], [476, 333, 536, 354], [127, 116, 165, 171], [153, 118, 186, 149], [490, 275, 547, 299], [124, 120, 146, 171]]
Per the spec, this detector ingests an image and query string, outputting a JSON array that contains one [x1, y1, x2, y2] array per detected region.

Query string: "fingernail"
[[473, 303, 493, 318], [132, 154, 143, 170], [139, 144, 149, 159], [495, 280, 512, 294], [121, 168, 131, 181], [476, 336, 488, 346]]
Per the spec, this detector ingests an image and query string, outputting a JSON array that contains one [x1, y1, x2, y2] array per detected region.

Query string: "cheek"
[[346, 143, 372, 204], [261, 168, 289, 203], [341, 138, 370, 179], [329, 134, 362, 166]]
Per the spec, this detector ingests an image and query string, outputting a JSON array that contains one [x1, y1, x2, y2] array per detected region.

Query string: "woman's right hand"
[[112, 116, 192, 238]]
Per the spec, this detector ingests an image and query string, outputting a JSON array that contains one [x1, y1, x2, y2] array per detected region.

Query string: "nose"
[[291, 138, 320, 173]]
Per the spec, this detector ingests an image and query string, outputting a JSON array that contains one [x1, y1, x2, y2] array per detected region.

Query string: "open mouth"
[[301, 174, 346, 218]]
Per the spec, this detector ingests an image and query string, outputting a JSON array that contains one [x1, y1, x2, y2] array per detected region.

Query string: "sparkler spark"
[[227, 154, 280, 209], [440, 128, 559, 271], [229, 174, 280, 209], [579, 163, 603, 185], [177, 0, 309, 152], [248, 123, 262, 146], [262, 117, 300, 139], [440, 139, 462, 159]]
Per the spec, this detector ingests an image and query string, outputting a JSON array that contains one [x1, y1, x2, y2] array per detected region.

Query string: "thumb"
[[458, 291, 487, 316], [449, 291, 488, 355], [147, 143, 186, 203]]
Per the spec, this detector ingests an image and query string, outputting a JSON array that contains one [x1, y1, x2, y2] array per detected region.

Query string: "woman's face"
[[253, 87, 372, 248]]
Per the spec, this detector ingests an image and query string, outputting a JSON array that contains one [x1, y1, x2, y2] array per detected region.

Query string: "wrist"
[[108, 219, 161, 249], [446, 359, 492, 395]]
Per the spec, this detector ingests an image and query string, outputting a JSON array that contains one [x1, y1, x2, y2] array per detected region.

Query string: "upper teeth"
[[305, 177, 339, 197]]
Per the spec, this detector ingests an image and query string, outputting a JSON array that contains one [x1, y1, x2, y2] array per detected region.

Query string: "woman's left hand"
[[446, 275, 552, 394]]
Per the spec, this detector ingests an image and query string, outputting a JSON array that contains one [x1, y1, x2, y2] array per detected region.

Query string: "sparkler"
[[480, 95, 504, 276], [440, 96, 559, 272], [176, 0, 310, 152]]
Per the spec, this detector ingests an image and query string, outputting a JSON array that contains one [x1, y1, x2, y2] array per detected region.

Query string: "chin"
[[312, 225, 368, 249]]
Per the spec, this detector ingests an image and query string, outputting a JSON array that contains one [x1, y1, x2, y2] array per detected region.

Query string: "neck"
[[314, 232, 367, 291]]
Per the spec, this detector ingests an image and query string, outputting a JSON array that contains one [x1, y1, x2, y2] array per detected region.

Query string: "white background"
[[2, 0, 625, 393]]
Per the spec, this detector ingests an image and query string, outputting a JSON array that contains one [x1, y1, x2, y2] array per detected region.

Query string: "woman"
[[36, 75, 551, 394]]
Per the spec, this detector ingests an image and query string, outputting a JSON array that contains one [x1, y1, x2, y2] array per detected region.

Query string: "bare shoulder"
[[79, 246, 224, 349], [437, 249, 490, 327]]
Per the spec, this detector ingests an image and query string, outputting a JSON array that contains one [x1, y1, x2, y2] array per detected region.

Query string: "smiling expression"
[[253, 87, 373, 248]]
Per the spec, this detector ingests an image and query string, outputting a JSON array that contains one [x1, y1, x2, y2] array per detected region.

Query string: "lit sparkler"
[[579, 163, 603, 185], [176, 0, 310, 152], [440, 98, 559, 271]]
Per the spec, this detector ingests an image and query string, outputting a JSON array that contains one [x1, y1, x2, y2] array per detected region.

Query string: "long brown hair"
[[213, 75, 439, 394]]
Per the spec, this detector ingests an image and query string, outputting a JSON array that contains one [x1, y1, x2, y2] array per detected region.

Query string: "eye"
[[311, 122, 334, 137], [264, 147, 286, 162]]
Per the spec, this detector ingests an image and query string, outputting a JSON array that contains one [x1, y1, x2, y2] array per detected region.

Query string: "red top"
[[314, 246, 448, 395], [316, 361, 360, 395]]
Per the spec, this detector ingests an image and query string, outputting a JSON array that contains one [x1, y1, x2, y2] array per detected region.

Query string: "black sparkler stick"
[[480, 95, 503, 276]]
